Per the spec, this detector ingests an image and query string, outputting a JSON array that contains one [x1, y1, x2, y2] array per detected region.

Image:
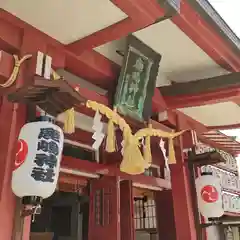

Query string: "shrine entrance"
[[29, 175, 121, 240], [30, 189, 89, 240]]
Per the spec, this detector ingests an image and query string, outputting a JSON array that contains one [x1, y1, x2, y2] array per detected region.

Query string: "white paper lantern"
[[12, 120, 64, 200], [195, 173, 224, 218]]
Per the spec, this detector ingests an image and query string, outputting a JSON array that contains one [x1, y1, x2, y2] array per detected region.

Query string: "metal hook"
[[32, 204, 41, 223]]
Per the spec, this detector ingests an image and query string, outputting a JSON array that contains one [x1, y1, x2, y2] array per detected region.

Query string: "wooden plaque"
[[114, 35, 161, 122]]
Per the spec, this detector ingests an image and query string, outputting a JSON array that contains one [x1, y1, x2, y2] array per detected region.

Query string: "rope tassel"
[[105, 108, 117, 153], [120, 131, 146, 175], [63, 108, 75, 134], [168, 137, 176, 164], [143, 124, 152, 169]]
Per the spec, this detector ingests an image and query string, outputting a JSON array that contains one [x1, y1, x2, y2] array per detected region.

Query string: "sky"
[[208, 0, 240, 38], [221, 129, 240, 142]]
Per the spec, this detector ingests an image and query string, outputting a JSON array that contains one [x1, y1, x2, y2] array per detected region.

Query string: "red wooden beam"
[[64, 49, 120, 89], [65, 127, 94, 146], [112, 0, 163, 21], [158, 109, 208, 134], [152, 88, 167, 112], [61, 156, 170, 189], [163, 85, 240, 109], [0, 50, 14, 85], [0, 18, 22, 53], [0, 9, 118, 89], [172, 0, 240, 72], [58, 172, 88, 191], [67, 0, 165, 53]]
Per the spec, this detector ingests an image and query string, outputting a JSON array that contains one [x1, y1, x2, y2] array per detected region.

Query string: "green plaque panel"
[[114, 35, 161, 122]]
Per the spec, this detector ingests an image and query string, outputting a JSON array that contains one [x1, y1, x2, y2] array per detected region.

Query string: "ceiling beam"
[[0, 50, 14, 84], [66, 0, 165, 53], [159, 72, 240, 97], [158, 109, 208, 133], [161, 85, 240, 109], [0, 17, 22, 53], [64, 49, 119, 89]]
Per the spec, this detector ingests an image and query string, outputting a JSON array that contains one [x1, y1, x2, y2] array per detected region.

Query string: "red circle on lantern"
[[14, 139, 28, 170], [200, 185, 219, 203]]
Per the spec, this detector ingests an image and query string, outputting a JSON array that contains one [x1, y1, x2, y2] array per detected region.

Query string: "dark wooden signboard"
[[114, 35, 161, 122]]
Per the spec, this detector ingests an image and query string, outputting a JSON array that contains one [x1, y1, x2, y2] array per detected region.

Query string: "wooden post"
[[169, 117, 197, 240], [120, 180, 135, 240], [155, 190, 176, 240], [0, 24, 51, 238], [0, 97, 24, 239], [187, 154, 204, 240]]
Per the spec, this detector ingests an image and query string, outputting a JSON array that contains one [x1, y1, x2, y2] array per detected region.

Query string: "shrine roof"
[[199, 130, 240, 156]]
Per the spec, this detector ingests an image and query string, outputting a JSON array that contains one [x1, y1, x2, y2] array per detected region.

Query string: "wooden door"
[[31, 192, 81, 240], [89, 176, 120, 240]]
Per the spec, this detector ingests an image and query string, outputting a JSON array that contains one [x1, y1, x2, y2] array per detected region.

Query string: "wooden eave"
[[188, 0, 240, 53], [199, 130, 240, 156], [159, 72, 240, 97], [158, 72, 240, 108]]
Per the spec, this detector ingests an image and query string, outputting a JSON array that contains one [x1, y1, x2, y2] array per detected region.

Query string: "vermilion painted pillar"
[[120, 180, 135, 240], [155, 190, 176, 240], [170, 122, 197, 240], [0, 26, 51, 239], [0, 97, 24, 239]]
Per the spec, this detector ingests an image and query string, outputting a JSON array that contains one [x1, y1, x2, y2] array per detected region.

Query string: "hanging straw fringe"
[[168, 137, 176, 164], [143, 124, 152, 168], [51, 69, 75, 134], [105, 108, 117, 153], [0, 54, 32, 88], [134, 128, 186, 167], [86, 101, 146, 175], [120, 130, 146, 175], [86, 100, 186, 175], [51, 69, 61, 81], [63, 108, 75, 134]]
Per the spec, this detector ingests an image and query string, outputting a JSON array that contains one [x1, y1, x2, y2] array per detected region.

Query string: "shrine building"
[[0, 1, 239, 240]]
